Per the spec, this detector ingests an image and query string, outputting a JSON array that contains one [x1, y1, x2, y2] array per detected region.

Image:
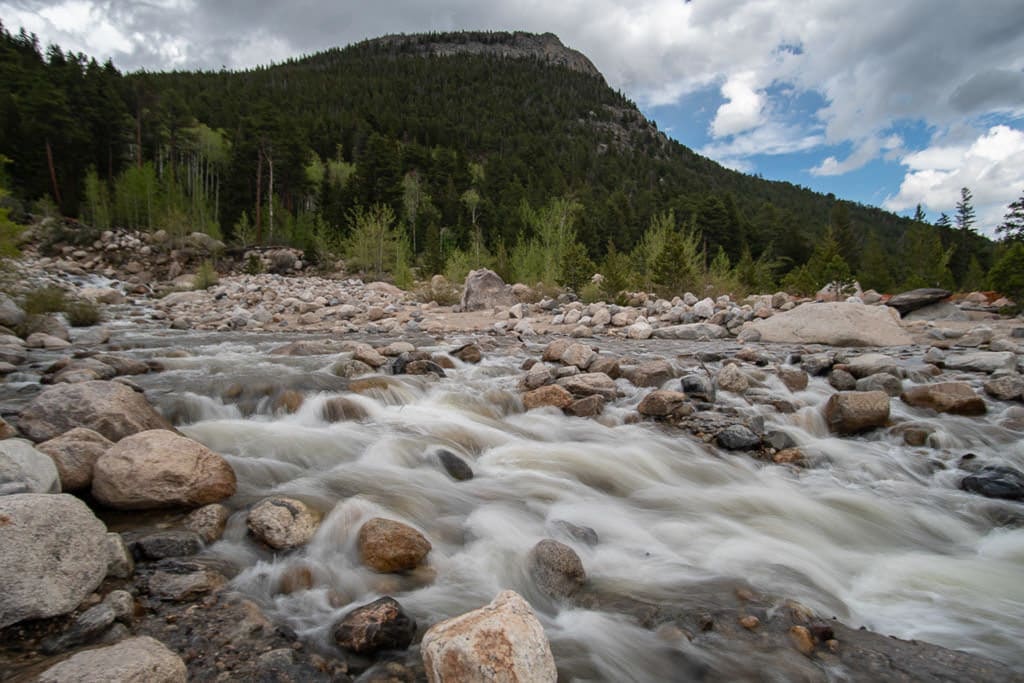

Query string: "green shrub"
[[22, 286, 67, 315], [65, 300, 101, 327], [243, 253, 265, 275], [194, 260, 219, 290]]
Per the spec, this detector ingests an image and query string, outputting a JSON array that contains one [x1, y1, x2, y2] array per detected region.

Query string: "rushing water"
[[96, 330, 1024, 677]]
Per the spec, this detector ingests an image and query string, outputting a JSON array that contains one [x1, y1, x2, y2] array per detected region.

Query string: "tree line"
[[2, 23, 1018, 300]]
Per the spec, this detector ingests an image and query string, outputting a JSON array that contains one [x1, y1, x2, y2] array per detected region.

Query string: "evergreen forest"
[[2, 25, 1020, 299]]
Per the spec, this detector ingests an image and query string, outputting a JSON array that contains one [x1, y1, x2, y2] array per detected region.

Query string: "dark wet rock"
[[983, 375, 1024, 401], [333, 596, 416, 654], [528, 539, 586, 598], [823, 391, 890, 434], [451, 343, 482, 364], [828, 368, 857, 391], [358, 518, 431, 573], [960, 466, 1024, 501], [565, 394, 605, 417], [247, 496, 321, 550], [322, 396, 370, 422], [626, 359, 675, 388], [0, 494, 109, 629], [901, 382, 987, 415], [435, 449, 473, 481], [856, 372, 903, 397], [886, 288, 952, 315], [772, 448, 805, 465], [680, 373, 716, 402], [716, 425, 761, 451], [552, 520, 599, 546], [18, 380, 174, 443], [892, 423, 935, 447], [130, 530, 204, 561]]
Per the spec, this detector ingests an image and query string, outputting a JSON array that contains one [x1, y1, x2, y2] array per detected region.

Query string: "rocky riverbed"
[[1, 246, 1023, 682]]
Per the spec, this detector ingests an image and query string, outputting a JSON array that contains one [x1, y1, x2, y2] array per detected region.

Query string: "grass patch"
[[65, 300, 101, 327], [22, 286, 68, 315]]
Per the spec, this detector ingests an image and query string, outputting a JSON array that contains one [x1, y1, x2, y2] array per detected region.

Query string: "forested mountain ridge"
[[0, 25, 997, 295]]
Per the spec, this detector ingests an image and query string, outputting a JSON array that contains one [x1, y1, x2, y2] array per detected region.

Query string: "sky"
[[3, 0, 1024, 236]]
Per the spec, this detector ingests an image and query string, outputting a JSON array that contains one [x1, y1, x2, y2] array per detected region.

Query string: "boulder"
[[451, 343, 482, 364], [902, 302, 969, 322], [823, 391, 890, 434], [844, 353, 900, 379], [523, 384, 574, 410], [130, 530, 203, 561], [750, 303, 912, 347], [627, 321, 653, 339], [247, 496, 321, 550], [560, 342, 596, 370], [626, 359, 674, 388], [942, 352, 1016, 374], [557, 372, 617, 400], [92, 430, 237, 509], [184, 503, 230, 543], [147, 559, 226, 601], [333, 596, 416, 654], [358, 517, 431, 573], [37, 636, 187, 683], [778, 367, 809, 392], [856, 373, 903, 397], [716, 425, 761, 451], [638, 390, 688, 417], [528, 539, 586, 598], [0, 438, 60, 495], [680, 374, 715, 402], [829, 368, 857, 391], [983, 375, 1024, 401], [716, 364, 750, 393], [885, 288, 951, 315], [421, 591, 556, 683], [542, 338, 573, 362], [651, 323, 729, 340], [36, 427, 113, 492], [461, 269, 514, 311], [0, 293, 26, 328], [322, 396, 369, 423], [0, 494, 109, 628], [17, 380, 174, 443], [901, 382, 987, 415], [564, 395, 605, 417]]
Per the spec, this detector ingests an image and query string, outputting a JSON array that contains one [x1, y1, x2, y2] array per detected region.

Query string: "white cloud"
[[884, 125, 1024, 235], [700, 121, 825, 171], [710, 71, 764, 138]]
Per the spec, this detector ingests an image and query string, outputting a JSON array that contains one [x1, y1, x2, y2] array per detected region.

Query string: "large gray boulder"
[[461, 268, 514, 311], [92, 429, 236, 509], [0, 494, 109, 628], [17, 380, 175, 443], [0, 438, 60, 495], [37, 636, 187, 683], [749, 302, 912, 347], [421, 591, 556, 683]]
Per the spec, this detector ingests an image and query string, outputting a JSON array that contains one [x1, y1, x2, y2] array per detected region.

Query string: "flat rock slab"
[[750, 302, 912, 347], [886, 288, 952, 315]]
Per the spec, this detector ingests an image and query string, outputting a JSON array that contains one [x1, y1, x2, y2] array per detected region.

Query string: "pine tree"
[[995, 190, 1024, 242], [955, 187, 976, 233]]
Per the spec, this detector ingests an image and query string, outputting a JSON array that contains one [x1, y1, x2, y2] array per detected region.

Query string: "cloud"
[[884, 125, 1024, 234], [710, 71, 764, 138], [810, 134, 902, 176], [700, 121, 825, 171]]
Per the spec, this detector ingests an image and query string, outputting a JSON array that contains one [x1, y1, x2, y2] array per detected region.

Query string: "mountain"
[[0, 26, 990, 288]]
